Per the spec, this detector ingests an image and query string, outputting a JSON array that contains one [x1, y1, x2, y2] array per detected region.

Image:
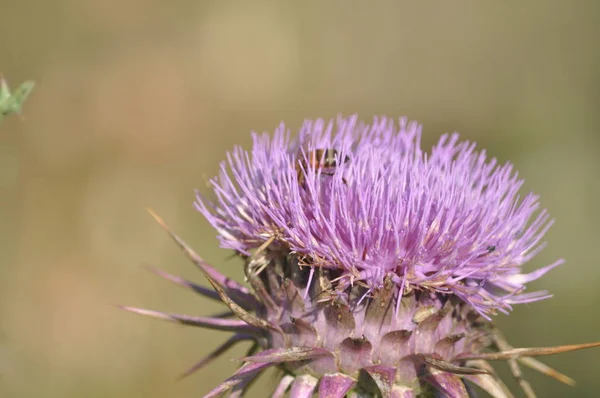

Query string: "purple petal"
[[228, 373, 255, 398], [289, 374, 318, 398], [339, 337, 373, 374], [202, 361, 273, 398], [271, 375, 294, 398], [323, 302, 355, 348], [424, 370, 469, 398], [504, 258, 563, 285], [390, 386, 416, 398], [364, 365, 397, 398], [317, 373, 356, 398], [379, 330, 413, 365]]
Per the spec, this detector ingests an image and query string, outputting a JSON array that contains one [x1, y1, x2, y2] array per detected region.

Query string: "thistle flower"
[[124, 115, 600, 397]]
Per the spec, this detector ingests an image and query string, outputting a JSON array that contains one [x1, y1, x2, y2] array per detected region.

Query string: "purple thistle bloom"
[[124, 115, 600, 397], [195, 115, 560, 319]]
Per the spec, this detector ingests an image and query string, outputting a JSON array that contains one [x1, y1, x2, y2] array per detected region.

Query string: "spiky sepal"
[[120, 213, 600, 398]]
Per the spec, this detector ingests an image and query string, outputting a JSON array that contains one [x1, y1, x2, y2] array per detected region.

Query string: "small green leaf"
[[0, 76, 35, 122]]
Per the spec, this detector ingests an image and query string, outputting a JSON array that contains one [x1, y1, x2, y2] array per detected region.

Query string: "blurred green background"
[[2, 1, 599, 397]]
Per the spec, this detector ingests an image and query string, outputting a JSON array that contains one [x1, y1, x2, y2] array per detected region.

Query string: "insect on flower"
[[478, 245, 498, 258], [296, 148, 350, 185]]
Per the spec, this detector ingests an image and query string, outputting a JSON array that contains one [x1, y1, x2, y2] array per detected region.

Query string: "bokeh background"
[[1, 1, 599, 397]]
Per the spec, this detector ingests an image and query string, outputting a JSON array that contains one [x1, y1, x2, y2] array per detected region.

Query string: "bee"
[[296, 148, 350, 185]]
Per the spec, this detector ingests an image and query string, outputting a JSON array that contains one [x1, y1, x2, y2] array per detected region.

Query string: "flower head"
[[124, 115, 600, 397], [196, 115, 560, 318]]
